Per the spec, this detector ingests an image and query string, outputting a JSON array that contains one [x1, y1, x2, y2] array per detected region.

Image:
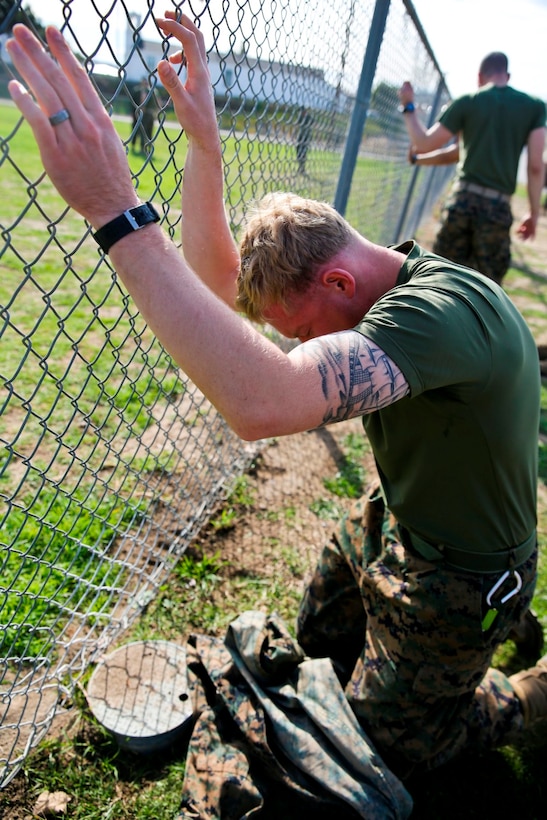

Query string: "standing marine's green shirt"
[[439, 84, 546, 193]]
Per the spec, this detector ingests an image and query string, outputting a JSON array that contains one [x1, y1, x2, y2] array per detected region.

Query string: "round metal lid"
[[86, 640, 193, 750]]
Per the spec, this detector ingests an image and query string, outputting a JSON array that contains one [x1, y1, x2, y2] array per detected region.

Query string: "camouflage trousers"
[[432, 189, 513, 284], [296, 488, 537, 778]]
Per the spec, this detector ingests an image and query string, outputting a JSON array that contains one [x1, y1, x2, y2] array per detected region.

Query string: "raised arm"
[[6, 25, 409, 442], [398, 81, 454, 153], [156, 13, 240, 307]]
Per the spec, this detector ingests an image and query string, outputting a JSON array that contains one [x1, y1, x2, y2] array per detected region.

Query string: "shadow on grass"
[[8, 696, 545, 819], [407, 738, 547, 819], [43, 720, 547, 820], [510, 259, 547, 285]]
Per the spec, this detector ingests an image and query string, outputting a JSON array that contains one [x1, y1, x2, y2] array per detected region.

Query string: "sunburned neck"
[[352, 239, 407, 311]]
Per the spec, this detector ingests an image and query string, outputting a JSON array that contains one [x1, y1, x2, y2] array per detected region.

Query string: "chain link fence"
[[0, 0, 454, 786]]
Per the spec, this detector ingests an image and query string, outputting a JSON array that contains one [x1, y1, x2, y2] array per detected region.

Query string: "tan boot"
[[509, 655, 547, 727]]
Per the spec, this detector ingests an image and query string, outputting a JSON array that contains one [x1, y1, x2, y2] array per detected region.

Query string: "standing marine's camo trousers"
[[296, 489, 537, 778], [432, 189, 513, 284]]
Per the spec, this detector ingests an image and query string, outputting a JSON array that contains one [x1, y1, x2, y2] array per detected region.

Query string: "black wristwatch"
[[398, 102, 415, 114], [93, 202, 160, 254]]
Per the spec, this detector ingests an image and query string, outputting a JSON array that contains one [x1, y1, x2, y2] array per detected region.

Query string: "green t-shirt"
[[439, 84, 546, 193], [357, 242, 539, 553]]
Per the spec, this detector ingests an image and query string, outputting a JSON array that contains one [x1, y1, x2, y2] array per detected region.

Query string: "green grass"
[[1, 104, 186, 480], [1, 107, 190, 656], [3, 366, 547, 815], [1, 489, 145, 657], [1, 100, 547, 816], [15, 705, 187, 820], [322, 430, 369, 498]]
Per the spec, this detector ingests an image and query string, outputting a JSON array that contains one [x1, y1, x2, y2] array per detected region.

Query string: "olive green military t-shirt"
[[357, 242, 539, 553], [439, 84, 546, 194]]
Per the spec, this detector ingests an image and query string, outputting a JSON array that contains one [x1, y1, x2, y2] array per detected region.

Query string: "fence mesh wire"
[[0, 0, 454, 786]]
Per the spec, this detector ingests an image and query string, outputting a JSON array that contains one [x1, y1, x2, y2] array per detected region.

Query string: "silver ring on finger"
[[49, 108, 70, 126]]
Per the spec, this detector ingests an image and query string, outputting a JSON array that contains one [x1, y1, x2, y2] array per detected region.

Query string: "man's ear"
[[320, 268, 356, 298]]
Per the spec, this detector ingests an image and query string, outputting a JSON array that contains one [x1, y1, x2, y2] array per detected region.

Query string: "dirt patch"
[[0, 420, 368, 817], [186, 195, 547, 593], [2, 197, 546, 814], [415, 194, 547, 346], [202, 422, 369, 575], [200, 194, 547, 590]]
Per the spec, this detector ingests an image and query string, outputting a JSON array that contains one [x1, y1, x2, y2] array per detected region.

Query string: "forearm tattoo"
[[307, 331, 409, 425]]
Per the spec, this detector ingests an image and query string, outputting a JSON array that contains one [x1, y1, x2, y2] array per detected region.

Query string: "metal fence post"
[[0, 0, 455, 786], [334, 0, 391, 216], [393, 76, 447, 242]]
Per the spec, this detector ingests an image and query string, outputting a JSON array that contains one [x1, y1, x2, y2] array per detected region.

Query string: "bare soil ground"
[[418, 195, 547, 348], [204, 192, 547, 580], [2, 195, 547, 818], [199, 192, 547, 590]]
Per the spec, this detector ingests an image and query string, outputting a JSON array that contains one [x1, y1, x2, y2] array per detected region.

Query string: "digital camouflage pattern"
[[297, 488, 537, 778], [432, 189, 513, 284], [177, 612, 412, 819]]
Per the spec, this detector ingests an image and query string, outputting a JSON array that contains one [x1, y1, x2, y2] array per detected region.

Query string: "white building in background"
[[123, 14, 347, 113], [207, 51, 346, 113], [0, 14, 347, 115]]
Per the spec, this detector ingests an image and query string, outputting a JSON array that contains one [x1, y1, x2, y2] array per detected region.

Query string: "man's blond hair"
[[236, 192, 352, 321]]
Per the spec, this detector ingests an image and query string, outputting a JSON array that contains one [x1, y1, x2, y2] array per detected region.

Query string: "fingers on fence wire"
[[157, 12, 207, 65], [7, 26, 67, 123], [7, 26, 106, 129], [169, 50, 188, 68], [44, 27, 109, 119]]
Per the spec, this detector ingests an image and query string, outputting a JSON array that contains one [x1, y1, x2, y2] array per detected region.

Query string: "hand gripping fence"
[[0, 0, 453, 786]]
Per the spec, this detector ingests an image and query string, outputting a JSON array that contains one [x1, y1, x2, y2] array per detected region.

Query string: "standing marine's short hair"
[[236, 192, 353, 322], [479, 52, 509, 77]]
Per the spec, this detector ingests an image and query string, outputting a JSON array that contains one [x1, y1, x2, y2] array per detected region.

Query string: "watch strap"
[[93, 202, 160, 253]]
